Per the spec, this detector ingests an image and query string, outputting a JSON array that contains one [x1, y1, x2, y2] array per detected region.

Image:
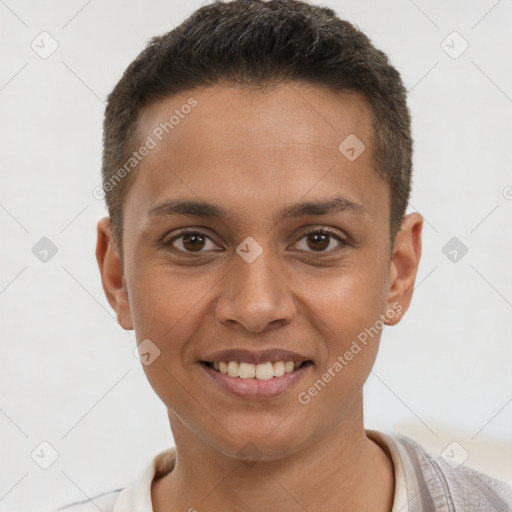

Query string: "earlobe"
[[96, 217, 134, 330], [385, 212, 423, 326]]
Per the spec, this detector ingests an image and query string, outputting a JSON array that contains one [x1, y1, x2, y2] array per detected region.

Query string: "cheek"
[[299, 257, 388, 386], [307, 259, 389, 339], [127, 263, 213, 337], [295, 275, 386, 424], [126, 266, 216, 398], [295, 343, 378, 440]]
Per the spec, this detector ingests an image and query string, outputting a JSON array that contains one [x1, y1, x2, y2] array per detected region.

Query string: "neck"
[[152, 397, 394, 512]]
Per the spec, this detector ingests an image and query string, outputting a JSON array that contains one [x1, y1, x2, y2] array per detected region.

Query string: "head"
[[97, 0, 422, 461], [102, 0, 413, 257]]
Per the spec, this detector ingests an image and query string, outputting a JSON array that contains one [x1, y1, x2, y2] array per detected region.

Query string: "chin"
[[210, 420, 313, 463]]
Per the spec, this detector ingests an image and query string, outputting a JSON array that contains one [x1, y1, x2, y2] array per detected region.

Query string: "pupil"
[[308, 233, 329, 251], [183, 233, 205, 251]]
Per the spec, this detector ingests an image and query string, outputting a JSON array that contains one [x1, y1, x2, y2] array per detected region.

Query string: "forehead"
[[135, 81, 373, 157], [124, 82, 386, 229]]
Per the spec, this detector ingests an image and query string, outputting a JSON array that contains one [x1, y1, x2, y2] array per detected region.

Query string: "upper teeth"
[[213, 361, 300, 379]]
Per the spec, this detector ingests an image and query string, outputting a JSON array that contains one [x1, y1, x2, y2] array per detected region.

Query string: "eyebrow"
[[147, 196, 367, 222]]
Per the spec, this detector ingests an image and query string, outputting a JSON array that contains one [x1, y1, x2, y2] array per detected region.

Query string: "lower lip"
[[200, 362, 313, 400]]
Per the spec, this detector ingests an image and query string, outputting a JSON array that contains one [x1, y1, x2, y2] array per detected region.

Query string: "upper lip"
[[201, 348, 312, 365]]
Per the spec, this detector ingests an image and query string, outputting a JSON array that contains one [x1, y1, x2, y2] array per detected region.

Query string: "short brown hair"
[[102, 0, 413, 256]]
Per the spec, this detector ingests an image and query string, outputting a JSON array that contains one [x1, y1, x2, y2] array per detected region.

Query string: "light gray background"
[[1, 0, 511, 510]]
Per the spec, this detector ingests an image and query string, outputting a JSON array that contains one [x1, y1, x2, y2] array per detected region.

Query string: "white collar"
[[111, 431, 406, 511], [112, 448, 176, 511]]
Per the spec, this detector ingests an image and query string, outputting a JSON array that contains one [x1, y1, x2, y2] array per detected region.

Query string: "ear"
[[96, 217, 133, 330], [385, 212, 423, 326]]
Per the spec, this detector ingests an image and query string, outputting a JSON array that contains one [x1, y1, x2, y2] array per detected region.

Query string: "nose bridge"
[[215, 241, 296, 331]]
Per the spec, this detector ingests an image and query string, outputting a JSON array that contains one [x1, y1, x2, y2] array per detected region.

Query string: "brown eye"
[[181, 233, 206, 252], [295, 228, 346, 255], [165, 230, 218, 253], [306, 232, 330, 251]]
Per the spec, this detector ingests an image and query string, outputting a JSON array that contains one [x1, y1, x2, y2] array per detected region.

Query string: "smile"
[[202, 360, 311, 380], [200, 359, 314, 399]]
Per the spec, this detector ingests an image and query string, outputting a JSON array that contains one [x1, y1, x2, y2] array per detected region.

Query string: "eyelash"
[[162, 227, 348, 258]]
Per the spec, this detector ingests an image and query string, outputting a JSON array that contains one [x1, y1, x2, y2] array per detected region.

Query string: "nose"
[[215, 248, 297, 332]]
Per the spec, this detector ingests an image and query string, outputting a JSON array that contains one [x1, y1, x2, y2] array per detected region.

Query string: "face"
[[97, 81, 422, 461]]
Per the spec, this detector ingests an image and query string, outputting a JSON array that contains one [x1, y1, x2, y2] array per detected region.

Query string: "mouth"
[[200, 359, 313, 380], [199, 353, 314, 399]]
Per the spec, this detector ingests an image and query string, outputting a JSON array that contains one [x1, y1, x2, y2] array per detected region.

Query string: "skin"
[[96, 81, 423, 511]]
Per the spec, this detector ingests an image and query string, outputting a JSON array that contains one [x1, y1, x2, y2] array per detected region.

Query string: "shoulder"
[[53, 489, 123, 512], [50, 448, 176, 512], [390, 432, 512, 511]]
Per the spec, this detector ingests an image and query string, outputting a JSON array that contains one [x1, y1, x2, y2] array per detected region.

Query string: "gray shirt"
[[368, 430, 512, 511]]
